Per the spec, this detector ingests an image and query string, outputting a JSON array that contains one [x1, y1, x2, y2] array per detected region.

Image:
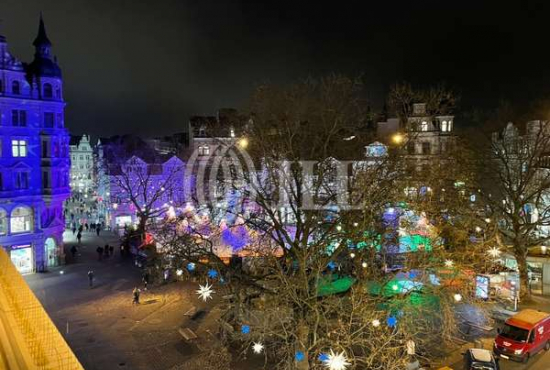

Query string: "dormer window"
[[12, 81, 20, 95], [441, 120, 452, 132], [43, 83, 53, 98], [420, 121, 428, 131]]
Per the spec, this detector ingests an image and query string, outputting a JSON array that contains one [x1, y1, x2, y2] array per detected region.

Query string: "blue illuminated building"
[[0, 16, 70, 274]]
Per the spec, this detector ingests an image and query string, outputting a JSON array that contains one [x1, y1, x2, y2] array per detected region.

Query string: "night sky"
[[1, 0, 549, 136]]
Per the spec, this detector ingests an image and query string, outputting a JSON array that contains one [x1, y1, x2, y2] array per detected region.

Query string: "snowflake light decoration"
[[295, 351, 305, 362], [387, 316, 397, 327], [323, 350, 351, 370], [444, 259, 454, 267], [187, 262, 196, 271], [241, 325, 251, 334], [196, 282, 214, 301], [252, 342, 264, 354]]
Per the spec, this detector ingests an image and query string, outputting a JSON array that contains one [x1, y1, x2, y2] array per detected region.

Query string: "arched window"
[[43, 83, 53, 98], [10, 206, 33, 233], [0, 208, 7, 235], [12, 81, 20, 95]]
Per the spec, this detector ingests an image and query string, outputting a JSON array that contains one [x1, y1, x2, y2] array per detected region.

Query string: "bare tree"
[[156, 76, 489, 369], [477, 119, 550, 300], [101, 139, 185, 236]]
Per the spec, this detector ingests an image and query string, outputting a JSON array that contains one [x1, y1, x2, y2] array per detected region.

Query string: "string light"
[[444, 259, 454, 267], [323, 350, 351, 370], [196, 283, 214, 301], [252, 342, 264, 354]]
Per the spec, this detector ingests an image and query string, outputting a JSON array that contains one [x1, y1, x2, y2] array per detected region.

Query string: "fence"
[[0, 247, 84, 370]]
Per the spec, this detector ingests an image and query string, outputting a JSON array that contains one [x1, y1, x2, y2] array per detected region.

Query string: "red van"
[[494, 309, 550, 363]]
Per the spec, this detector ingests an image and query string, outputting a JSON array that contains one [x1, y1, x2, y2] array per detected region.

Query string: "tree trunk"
[[516, 252, 531, 301], [296, 321, 309, 370]]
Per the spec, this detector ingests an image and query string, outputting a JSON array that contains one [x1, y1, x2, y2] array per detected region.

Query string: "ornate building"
[[0, 16, 70, 274], [69, 134, 94, 194]]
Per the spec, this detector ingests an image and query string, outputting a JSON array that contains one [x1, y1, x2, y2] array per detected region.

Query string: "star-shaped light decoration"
[[187, 262, 196, 271], [444, 259, 454, 267], [207, 269, 218, 279], [323, 349, 351, 370], [295, 351, 305, 362], [196, 282, 214, 301], [252, 342, 264, 354], [241, 325, 251, 334], [387, 316, 397, 328]]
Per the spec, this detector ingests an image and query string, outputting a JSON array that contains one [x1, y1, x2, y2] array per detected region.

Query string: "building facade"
[[0, 16, 70, 274], [69, 134, 94, 194]]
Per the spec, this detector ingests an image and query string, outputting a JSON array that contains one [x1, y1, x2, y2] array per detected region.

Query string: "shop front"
[[10, 244, 34, 274]]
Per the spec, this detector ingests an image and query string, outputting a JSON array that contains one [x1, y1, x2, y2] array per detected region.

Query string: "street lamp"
[[238, 137, 249, 149], [392, 133, 404, 145]]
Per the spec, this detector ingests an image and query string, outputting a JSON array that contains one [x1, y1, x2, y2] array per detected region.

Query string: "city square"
[[3, 2, 550, 370]]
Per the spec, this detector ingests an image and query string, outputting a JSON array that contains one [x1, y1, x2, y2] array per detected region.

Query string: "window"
[[12, 110, 27, 126], [420, 121, 428, 131], [56, 113, 63, 127], [55, 88, 61, 99], [0, 173, 3, 190], [0, 209, 6, 235], [44, 112, 55, 128], [198, 145, 210, 156], [12, 81, 20, 95], [441, 121, 449, 132], [79, 155, 83, 160], [0, 80, 3, 93], [12, 140, 27, 157], [42, 171, 50, 188], [10, 206, 33, 233], [14, 172, 29, 189], [43, 83, 53, 98], [408, 142, 416, 155], [42, 140, 49, 157], [422, 142, 431, 155]]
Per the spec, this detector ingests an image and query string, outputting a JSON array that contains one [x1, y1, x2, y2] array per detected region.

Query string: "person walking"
[[109, 245, 114, 256], [77, 231, 82, 244], [132, 287, 140, 304], [104, 244, 110, 258], [96, 246, 103, 261], [88, 270, 94, 288], [85, 223, 89, 232], [72, 225, 76, 235], [70, 245, 78, 260], [96, 225, 101, 236]]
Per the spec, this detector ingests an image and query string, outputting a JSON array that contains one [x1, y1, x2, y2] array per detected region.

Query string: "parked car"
[[463, 348, 499, 369], [493, 308, 550, 363]]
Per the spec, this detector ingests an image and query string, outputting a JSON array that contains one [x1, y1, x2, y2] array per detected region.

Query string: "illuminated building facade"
[[69, 134, 94, 194], [0, 16, 70, 273]]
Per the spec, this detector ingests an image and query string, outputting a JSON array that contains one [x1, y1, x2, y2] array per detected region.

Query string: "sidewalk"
[[25, 229, 210, 370]]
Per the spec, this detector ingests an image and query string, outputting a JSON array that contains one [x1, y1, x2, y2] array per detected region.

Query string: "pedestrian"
[[78, 225, 83, 233], [120, 244, 125, 257], [104, 244, 109, 257], [77, 232, 82, 244], [70, 245, 78, 259], [109, 245, 114, 256], [96, 246, 103, 261], [142, 273, 149, 291], [132, 287, 140, 304], [72, 225, 76, 235], [96, 225, 101, 236], [88, 270, 94, 288], [85, 223, 89, 232]]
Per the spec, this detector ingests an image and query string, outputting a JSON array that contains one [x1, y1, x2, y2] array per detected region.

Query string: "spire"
[[33, 13, 51, 48]]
